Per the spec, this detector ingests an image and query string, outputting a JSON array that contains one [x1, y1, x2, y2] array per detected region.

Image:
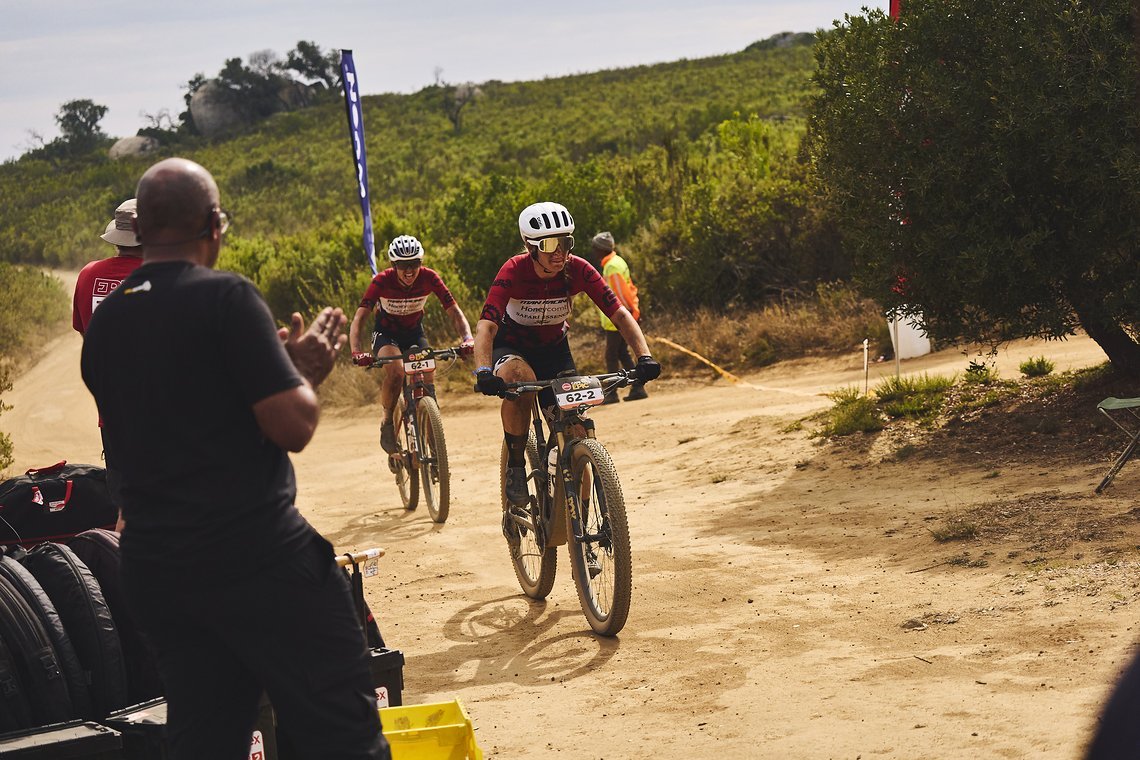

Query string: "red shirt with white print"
[[358, 266, 457, 333], [480, 253, 621, 348], [73, 254, 144, 334]]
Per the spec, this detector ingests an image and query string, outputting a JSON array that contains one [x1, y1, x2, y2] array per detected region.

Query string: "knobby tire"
[[417, 396, 450, 523], [393, 398, 419, 510], [568, 438, 632, 636], [501, 433, 556, 599]]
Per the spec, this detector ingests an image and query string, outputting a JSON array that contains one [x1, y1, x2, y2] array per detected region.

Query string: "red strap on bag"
[[49, 480, 76, 512], [25, 461, 68, 477]]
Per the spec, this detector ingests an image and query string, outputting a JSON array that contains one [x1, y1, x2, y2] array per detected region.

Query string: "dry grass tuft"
[[318, 361, 383, 409], [644, 283, 889, 376]]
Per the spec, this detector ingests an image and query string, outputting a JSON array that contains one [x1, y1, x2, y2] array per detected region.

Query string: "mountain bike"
[[491, 370, 637, 636], [368, 346, 464, 523]]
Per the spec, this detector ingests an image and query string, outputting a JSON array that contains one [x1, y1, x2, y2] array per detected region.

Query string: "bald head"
[[136, 158, 220, 246]]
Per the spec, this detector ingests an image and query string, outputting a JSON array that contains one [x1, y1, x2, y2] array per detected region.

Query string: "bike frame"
[[505, 370, 635, 550], [370, 347, 459, 467]]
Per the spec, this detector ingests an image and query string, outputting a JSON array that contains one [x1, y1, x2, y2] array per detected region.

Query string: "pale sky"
[[1, 0, 887, 162]]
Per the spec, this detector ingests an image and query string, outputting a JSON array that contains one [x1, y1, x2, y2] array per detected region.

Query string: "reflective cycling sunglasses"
[[528, 235, 575, 254]]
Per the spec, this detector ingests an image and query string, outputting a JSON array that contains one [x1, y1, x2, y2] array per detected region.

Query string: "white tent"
[[888, 312, 931, 360]]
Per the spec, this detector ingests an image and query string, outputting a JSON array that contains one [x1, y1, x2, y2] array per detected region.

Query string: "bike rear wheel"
[[392, 399, 419, 510], [501, 433, 556, 599], [417, 396, 449, 523], [567, 438, 632, 636]]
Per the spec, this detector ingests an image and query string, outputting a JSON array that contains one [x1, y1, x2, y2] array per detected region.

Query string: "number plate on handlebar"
[[404, 358, 435, 373], [554, 376, 604, 409]]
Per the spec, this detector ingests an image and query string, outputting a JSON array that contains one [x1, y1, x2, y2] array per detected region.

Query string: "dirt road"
[[6, 316, 1136, 759]]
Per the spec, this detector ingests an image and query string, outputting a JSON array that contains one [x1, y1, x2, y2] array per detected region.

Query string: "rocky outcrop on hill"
[[189, 80, 322, 138], [108, 136, 160, 160], [189, 82, 247, 139]]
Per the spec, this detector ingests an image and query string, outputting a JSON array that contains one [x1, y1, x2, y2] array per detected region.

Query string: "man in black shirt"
[[81, 157, 388, 760]]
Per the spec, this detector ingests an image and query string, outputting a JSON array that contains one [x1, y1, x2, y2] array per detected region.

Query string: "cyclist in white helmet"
[[350, 235, 474, 453], [473, 202, 660, 508]]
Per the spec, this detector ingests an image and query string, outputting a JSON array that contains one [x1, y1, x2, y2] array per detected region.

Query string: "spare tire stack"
[[0, 530, 159, 757], [0, 532, 404, 759]]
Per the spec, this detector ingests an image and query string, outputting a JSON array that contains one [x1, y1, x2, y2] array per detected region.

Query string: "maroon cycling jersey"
[[480, 253, 621, 348], [358, 266, 457, 333]]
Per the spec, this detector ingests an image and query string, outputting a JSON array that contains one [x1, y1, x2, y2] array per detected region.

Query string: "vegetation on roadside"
[[0, 265, 70, 471], [817, 371, 956, 436], [1019, 356, 1055, 378], [0, 369, 13, 472], [930, 517, 979, 543], [818, 386, 884, 437], [320, 280, 888, 408], [0, 264, 70, 367], [815, 359, 1129, 446], [809, 0, 1140, 374]]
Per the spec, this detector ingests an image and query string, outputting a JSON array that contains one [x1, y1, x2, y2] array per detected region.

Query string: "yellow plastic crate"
[[380, 700, 483, 760]]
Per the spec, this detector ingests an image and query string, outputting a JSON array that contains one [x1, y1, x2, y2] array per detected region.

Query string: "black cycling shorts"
[[492, 337, 576, 381], [372, 324, 428, 353]]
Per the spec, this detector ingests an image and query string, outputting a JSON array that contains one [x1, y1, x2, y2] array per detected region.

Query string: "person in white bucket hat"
[[73, 197, 146, 531], [74, 198, 144, 334]]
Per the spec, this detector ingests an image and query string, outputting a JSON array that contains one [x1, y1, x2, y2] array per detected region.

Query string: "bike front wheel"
[[392, 399, 419, 510], [501, 434, 556, 599], [567, 438, 632, 636], [417, 396, 449, 523]]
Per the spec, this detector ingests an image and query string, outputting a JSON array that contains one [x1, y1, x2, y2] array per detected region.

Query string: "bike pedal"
[[501, 511, 521, 548], [586, 551, 603, 579]]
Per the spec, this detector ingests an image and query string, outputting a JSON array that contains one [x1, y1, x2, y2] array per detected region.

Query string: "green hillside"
[[0, 36, 841, 323]]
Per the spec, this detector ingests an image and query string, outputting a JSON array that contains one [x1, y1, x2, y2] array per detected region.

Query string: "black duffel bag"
[[0, 462, 117, 549]]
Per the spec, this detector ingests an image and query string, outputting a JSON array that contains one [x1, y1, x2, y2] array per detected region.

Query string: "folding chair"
[[1095, 397, 1140, 493]]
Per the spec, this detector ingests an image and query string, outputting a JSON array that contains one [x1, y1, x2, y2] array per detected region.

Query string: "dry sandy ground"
[[6, 302, 1139, 759]]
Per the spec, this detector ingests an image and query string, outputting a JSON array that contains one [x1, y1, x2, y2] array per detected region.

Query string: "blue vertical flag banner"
[[339, 49, 377, 274]]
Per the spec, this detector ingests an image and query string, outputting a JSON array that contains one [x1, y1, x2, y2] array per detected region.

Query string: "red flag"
[[890, 0, 902, 18]]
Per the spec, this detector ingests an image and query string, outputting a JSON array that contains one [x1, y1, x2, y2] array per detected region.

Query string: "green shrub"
[[0, 367, 12, 473], [874, 373, 955, 421], [964, 360, 999, 385], [0, 265, 68, 474], [0, 264, 69, 359], [820, 386, 883, 436], [1019, 356, 1055, 378], [874, 373, 955, 401]]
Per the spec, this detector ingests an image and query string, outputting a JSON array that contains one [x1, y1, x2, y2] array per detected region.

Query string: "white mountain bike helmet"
[[518, 202, 574, 243], [388, 235, 425, 263]]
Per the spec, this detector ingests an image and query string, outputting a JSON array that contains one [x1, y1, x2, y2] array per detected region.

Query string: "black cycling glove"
[[475, 369, 507, 396], [635, 355, 661, 383]]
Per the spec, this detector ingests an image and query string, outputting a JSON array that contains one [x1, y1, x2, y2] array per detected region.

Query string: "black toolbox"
[[0, 720, 123, 758], [370, 647, 405, 708], [100, 697, 277, 760]]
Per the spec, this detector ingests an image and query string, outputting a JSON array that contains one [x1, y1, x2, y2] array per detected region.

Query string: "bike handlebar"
[[365, 345, 469, 369], [479, 369, 639, 400]]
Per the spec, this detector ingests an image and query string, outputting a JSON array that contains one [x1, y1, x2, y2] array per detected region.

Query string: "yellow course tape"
[[650, 336, 819, 398]]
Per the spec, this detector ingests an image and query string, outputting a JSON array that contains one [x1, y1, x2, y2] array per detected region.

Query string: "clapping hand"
[[279, 307, 348, 388]]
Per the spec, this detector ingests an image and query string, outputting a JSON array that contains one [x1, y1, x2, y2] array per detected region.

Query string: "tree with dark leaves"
[[56, 99, 108, 148], [808, 0, 1140, 373], [286, 41, 341, 90]]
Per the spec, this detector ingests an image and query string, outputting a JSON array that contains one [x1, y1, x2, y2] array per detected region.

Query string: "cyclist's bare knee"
[[496, 357, 535, 383]]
